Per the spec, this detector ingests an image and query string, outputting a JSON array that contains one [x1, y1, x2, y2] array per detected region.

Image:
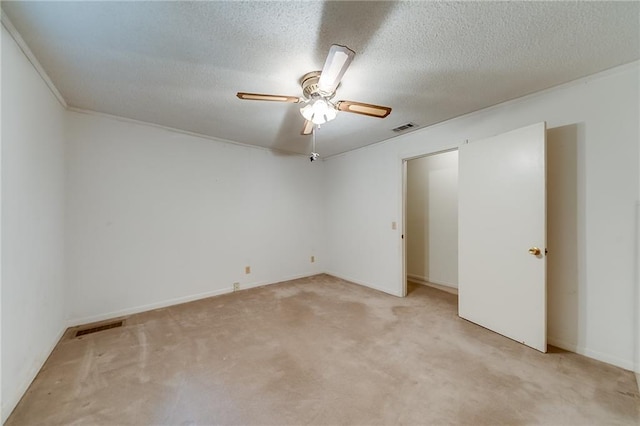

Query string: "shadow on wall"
[[407, 157, 430, 281], [547, 123, 582, 349], [406, 151, 458, 288]]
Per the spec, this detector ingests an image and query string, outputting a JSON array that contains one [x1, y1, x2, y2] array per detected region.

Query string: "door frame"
[[400, 147, 461, 297]]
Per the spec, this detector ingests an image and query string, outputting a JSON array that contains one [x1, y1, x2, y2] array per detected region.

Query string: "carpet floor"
[[6, 274, 639, 425]]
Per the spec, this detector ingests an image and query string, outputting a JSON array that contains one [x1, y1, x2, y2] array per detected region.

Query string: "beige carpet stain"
[[7, 274, 639, 425]]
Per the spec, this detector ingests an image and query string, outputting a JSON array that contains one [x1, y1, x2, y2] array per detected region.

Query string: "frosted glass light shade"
[[300, 98, 337, 125]]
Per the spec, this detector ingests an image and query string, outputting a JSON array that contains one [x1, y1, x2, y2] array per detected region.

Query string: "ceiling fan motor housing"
[[237, 43, 391, 135], [301, 71, 335, 100]]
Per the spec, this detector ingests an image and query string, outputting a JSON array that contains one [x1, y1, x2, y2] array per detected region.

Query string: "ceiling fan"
[[237, 44, 392, 135]]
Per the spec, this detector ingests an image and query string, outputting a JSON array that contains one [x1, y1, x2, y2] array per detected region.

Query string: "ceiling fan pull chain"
[[311, 124, 319, 152], [310, 124, 320, 162]]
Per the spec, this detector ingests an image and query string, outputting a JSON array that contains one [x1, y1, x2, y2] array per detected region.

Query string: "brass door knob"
[[529, 247, 541, 256]]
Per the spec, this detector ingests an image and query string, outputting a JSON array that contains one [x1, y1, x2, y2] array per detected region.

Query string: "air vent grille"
[[392, 122, 418, 133], [75, 320, 124, 337]]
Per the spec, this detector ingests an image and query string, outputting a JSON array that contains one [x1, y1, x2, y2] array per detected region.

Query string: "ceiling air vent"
[[75, 320, 124, 337], [392, 122, 417, 133]]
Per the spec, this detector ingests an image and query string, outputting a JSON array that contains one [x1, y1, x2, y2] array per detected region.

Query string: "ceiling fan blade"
[[236, 92, 301, 103], [336, 101, 392, 118], [317, 45, 355, 94], [301, 119, 314, 135]]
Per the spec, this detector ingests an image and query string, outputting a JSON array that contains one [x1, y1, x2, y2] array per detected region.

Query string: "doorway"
[[401, 123, 549, 353], [404, 149, 459, 296]]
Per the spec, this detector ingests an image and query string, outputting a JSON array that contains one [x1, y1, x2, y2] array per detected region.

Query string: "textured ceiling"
[[2, 1, 639, 157]]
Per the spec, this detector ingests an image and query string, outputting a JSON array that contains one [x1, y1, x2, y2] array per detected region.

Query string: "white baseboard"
[[407, 274, 458, 295], [2, 325, 66, 424], [324, 271, 403, 297], [547, 336, 578, 353], [320, 275, 635, 372], [236, 272, 317, 292], [67, 286, 233, 327], [6, 273, 319, 421], [66, 272, 318, 327], [547, 336, 635, 371]]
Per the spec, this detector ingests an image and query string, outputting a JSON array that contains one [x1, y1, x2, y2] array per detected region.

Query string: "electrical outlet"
[[311, 256, 315, 263], [245, 266, 251, 274], [392, 221, 397, 230], [233, 282, 240, 291]]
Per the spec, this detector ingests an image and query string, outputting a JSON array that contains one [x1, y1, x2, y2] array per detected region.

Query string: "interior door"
[[458, 122, 547, 352]]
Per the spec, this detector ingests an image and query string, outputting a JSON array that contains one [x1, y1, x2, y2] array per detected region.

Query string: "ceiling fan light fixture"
[[238, 44, 391, 134], [300, 98, 337, 125]]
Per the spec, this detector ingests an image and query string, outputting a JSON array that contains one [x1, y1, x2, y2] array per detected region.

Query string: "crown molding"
[[1, 9, 67, 108], [66, 107, 309, 158]]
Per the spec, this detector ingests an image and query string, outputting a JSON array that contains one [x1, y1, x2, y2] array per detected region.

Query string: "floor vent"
[[392, 122, 417, 133], [75, 320, 124, 337]]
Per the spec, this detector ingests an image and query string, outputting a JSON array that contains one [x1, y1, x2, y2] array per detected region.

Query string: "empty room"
[[2, 1, 639, 424]]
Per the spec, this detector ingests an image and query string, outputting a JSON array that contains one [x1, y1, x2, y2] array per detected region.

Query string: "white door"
[[458, 122, 547, 352]]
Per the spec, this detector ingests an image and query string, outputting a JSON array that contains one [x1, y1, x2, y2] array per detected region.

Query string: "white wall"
[[1, 21, 3, 420], [324, 63, 639, 371], [636, 67, 640, 383], [65, 111, 325, 324], [406, 151, 458, 288], [2, 15, 638, 418], [636, 201, 640, 383], [1, 25, 67, 422]]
